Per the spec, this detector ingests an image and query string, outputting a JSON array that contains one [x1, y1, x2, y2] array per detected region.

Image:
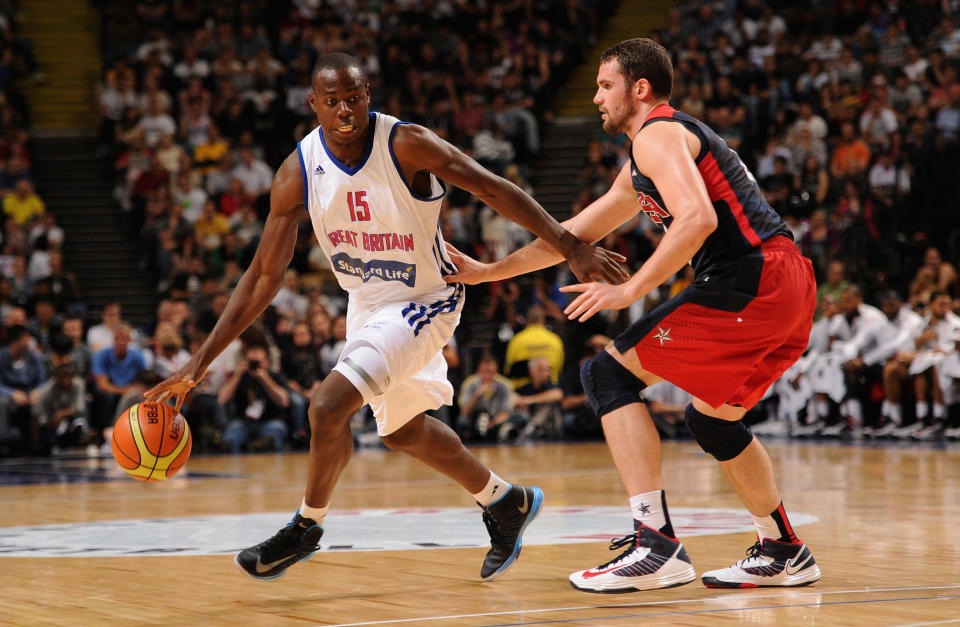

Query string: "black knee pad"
[[580, 351, 646, 419], [684, 404, 753, 461]]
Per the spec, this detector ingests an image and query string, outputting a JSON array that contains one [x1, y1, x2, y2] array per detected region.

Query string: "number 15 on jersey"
[[347, 191, 371, 222]]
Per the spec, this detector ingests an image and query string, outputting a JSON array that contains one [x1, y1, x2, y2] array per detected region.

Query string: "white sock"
[[300, 498, 328, 524], [916, 401, 929, 420], [888, 402, 902, 425], [629, 490, 667, 532], [933, 403, 946, 419], [472, 471, 511, 506], [844, 399, 862, 424], [881, 399, 891, 417], [753, 514, 782, 542], [814, 399, 829, 421]]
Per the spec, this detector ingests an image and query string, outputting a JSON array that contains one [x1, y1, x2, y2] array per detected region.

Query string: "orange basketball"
[[112, 402, 192, 481]]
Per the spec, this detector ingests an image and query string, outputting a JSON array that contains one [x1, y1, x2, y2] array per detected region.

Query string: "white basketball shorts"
[[333, 285, 463, 436]]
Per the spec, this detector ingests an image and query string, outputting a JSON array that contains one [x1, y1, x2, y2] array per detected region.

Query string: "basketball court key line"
[[320, 585, 960, 626], [892, 621, 960, 627]]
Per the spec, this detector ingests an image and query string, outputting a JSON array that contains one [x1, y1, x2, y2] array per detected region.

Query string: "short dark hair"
[[600, 38, 673, 99], [7, 324, 29, 342], [312, 52, 366, 83], [930, 289, 951, 302]]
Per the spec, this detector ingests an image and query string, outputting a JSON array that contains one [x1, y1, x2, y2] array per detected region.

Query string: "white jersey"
[[297, 112, 459, 309]]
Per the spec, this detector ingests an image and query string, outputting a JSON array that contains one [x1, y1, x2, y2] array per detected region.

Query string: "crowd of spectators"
[[6, 1, 960, 458], [0, 3, 88, 454]]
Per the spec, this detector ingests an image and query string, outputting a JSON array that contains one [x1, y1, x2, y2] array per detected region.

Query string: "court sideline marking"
[[482, 595, 960, 626], [320, 585, 960, 626]]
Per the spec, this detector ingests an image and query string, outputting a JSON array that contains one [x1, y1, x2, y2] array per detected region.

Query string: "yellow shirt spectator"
[[504, 306, 564, 388], [3, 180, 45, 225]]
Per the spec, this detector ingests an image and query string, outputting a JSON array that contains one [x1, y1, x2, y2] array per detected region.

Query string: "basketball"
[[111, 402, 192, 481]]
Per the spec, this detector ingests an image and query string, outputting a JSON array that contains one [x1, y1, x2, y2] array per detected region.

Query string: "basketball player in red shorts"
[[447, 38, 821, 592]]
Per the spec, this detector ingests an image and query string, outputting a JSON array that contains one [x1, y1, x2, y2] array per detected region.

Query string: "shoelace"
[[593, 532, 638, 571], [258, 518, 320, 563], [481, 510, 506, 546], [735, 541, 765, 568], [257, 521, 301, 564]]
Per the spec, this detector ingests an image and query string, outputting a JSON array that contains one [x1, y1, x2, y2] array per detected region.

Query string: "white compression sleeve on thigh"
[[332, 344, 391, 404]]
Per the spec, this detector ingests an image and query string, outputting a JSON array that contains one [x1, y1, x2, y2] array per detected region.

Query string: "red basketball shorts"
[[613, 236, 816, 409]]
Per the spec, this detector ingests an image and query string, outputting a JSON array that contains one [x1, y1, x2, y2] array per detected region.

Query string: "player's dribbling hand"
[[442, 242, 492, 285], [143, 359, 207, 414], [560, 281, 637, 322]]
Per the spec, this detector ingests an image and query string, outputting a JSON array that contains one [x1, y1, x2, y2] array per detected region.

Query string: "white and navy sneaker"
[[702, 538, 821, 588], [235, 513, 323, 580], [569, 524, 696, 593], [479, 484, 544, 580]]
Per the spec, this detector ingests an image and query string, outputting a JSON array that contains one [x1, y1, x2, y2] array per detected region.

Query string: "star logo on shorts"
[[653, 326, 673, 346]]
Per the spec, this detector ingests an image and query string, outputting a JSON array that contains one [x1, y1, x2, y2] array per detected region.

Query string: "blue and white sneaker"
[[235, 513, 323, 580], [479, 484, 544, 580]]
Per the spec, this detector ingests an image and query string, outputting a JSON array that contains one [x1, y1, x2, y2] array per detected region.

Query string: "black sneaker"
[[235, 513, 323, 580], [701, 538, 821, 588], [479, 484, 544, 580], [569, 523, 696, 593]]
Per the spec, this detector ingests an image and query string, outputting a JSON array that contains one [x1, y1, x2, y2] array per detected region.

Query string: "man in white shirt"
[[231, 147, 274, 198], [822, 285, 888, 435]]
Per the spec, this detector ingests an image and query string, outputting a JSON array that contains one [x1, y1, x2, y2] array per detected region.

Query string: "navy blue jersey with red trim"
[[629, 104, 791, 274]]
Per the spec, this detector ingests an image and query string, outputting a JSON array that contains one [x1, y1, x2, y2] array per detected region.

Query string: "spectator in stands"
[[91, 325, 147, 443], [140, 96, 177, 148], [31, 362, 91, 455], [272, 268, 308, 322], [26, 296, 60, 353], [87, 301, 123, 353], [219, 343, 290, 453], [829, 285, 888, 435], [503, 305, 563, 388], [0, 324, 46, 446], [457, 353, 514, 441], [147, 330, 191, 379], [830, 121, 872, 179], [281, 321, 319, 446], [231, 147, 273, 200], [512, 356, 563, 441], [919, 246, 958, 296], [882, 290, 960, 439], [3, 178, 44, 225], [57, 316, 91, 376]]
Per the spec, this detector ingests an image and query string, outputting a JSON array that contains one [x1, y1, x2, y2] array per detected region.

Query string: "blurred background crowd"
[[2, 0, 960, 458]]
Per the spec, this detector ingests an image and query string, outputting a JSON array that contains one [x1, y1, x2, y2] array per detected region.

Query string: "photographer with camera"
[[219, 342, 290, 453]]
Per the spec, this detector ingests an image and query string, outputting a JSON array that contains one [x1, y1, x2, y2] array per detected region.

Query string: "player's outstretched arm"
[[391, 123, 628, 285], [446, 162, 639, 284], [144, 150, 303, 410], [562, 122, 717, 322]]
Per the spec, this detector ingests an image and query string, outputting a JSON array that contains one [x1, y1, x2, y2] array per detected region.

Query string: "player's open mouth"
[[337, 124, 356, 134]]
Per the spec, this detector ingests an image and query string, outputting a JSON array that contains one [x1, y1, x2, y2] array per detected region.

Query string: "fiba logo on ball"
[[111, 402, 192, 481]]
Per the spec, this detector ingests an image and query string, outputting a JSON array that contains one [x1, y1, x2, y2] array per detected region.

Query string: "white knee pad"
[[332, 344, 391, 404]]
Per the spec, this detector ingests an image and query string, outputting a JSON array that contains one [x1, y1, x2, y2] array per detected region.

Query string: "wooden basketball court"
[[2, 439, 959, 625]]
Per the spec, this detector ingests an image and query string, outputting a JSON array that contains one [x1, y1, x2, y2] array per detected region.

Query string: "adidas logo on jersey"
[[314, 164, 325, 175]]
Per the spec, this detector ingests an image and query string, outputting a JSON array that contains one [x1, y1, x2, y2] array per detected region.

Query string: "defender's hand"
[[443, 242, 493, 285], [560, 281, 638, 322]]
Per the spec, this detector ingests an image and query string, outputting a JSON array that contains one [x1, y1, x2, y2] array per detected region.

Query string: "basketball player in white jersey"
[[146, 53, 627, 581]]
